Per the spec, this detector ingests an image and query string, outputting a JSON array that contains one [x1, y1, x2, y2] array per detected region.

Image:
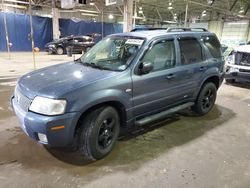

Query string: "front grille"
[[14, 87, 32, 112], [235, 52, 250, 67], [239, 69, 250, 73]]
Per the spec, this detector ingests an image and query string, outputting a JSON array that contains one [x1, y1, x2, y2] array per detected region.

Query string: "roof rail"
[[130, 28, 167, 32], [166, 27, 208, 32]]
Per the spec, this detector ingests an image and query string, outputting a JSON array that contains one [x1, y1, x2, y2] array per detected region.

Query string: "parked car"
[[225, 45, 250, 83], [12, 28, 224, 160], [45, 35, 95, 55]]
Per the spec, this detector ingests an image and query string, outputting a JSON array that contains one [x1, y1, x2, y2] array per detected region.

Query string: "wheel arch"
[[74, 100, 127, 136], [195, 75, 220, 98]]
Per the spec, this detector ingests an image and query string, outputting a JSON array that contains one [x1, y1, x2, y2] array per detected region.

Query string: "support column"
[[52, 1, 60, 40], [123, 0, 133, 32], [184, 0, 189, 27]]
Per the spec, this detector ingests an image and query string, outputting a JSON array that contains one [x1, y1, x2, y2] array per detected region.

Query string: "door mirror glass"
[[139, 62, 153, 74]]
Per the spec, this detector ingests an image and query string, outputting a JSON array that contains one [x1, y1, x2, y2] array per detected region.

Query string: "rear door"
[[177, 36, 208, 98]]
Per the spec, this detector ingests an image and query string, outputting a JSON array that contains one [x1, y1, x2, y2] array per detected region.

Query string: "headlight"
[[29, 96, 67, 115], [229, 67, 239, 73]]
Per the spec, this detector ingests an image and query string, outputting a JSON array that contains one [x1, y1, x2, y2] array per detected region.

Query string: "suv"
[[225, 45, 250, 83], [12, 28, 224, 160], [45, 35, 95, 55]]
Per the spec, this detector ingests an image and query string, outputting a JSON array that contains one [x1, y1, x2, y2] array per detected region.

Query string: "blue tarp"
[[0, 12, 123, 51], [0, 12, 53, 51]]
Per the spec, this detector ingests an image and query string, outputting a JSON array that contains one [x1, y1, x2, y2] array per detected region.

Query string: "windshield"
[[80, 36, 145, 71]]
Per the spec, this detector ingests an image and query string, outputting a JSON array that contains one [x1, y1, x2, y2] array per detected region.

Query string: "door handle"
[[166, 74, 176, 79], [199, 66, 207, 71]]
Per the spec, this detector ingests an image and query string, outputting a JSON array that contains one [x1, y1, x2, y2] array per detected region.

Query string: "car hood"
[[18, 62, 121, 99]]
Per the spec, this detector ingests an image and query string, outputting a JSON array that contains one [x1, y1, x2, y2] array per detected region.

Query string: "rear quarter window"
[[202, 36, 222, 58]]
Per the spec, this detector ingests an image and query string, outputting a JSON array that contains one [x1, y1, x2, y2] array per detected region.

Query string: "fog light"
[[37, 133, 48, 143]]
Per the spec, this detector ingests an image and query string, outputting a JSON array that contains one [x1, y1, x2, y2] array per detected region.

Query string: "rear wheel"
[[77, 106, 120, 160], [192, 82, 217, 115], [56, 47, 64, 55]]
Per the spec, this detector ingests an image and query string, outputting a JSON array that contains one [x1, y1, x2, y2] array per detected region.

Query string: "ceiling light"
[[81, 13, 98, 17], [169, 2, 172, 6], [139, 10, 143, 14], [239, 7, 244, 13], [168, 6, 173, 10], [90, 2, 95, 6], [139, 6, 142, 10], [108, 14, 114, 19]]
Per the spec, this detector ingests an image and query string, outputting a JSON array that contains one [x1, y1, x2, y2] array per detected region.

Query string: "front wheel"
[[77, 106, 120, 160], [56, 47, 64, 55], [192, 82, 217, 115]]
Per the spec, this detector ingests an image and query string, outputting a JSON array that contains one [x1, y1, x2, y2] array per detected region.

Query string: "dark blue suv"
[[12, 28, 224, 160]]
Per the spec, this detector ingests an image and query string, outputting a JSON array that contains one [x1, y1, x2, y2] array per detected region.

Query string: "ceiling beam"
[[229, 0, 238, 11], [244, 4, 250, 15], [186, 0, 250, 19]]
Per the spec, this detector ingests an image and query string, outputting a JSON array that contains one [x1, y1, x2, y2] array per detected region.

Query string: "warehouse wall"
[[208, 21, 223, 40], [0, 12, 53, 51], [0, 12, 123, 52], [221, 20, 249, 46]]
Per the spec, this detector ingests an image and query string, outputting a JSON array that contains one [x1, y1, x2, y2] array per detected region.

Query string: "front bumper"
[[11, 97, 80, 147], [225, 66, 250, 82]]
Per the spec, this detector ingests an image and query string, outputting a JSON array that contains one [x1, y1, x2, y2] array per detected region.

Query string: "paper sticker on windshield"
[[125, 39, 144, 45]]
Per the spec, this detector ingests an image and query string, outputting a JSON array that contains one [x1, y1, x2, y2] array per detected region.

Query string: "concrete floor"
[[1, 53, 250, 188]]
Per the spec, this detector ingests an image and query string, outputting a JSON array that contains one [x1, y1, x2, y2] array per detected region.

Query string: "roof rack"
[[166, 27, 208, 32], [130, 27, 208, 33], [130, 28, 167, 32]]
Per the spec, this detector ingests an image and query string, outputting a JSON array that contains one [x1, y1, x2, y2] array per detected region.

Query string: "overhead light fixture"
[[90, 0, 95, 6], [168, 6, 173, 10], [108, 14, 114, 19], [207, 0, 214, 5], [169, 2, 172, 6], [239, 7, 244, 13], [202, 10, 207, 16], [78, 9, 99, 13], [139, 10, 143, 14], [81, 13, 98, 17]]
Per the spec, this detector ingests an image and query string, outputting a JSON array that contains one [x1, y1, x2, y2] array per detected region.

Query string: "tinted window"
[[202, 36, 221, 58], [142, 40, 176, 71], [179, 38, 203, 64]]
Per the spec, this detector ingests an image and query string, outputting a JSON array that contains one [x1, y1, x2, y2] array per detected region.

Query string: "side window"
[[179, 38, 203, 65], [141, 40, 176, 72], [202, 36, 222, 58]]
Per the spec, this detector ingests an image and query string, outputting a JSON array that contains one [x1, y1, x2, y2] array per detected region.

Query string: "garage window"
[[178, 38, 203, 65]]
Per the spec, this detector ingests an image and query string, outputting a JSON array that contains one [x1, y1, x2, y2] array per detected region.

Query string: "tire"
[[56, 47, 64, 55], [48, 49, 53, 55], [192, 82, 217, 115], [77, 106, 120, 161], [225, 79, 235, 84]]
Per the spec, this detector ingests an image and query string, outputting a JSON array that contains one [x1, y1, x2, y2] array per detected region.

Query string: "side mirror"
[[139, 62, 153, 74]]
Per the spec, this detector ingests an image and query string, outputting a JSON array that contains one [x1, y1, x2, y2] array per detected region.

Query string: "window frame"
[[134, 36, 178, 75], [177, 36, 206, 65], [201, 35, 222, 59]]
